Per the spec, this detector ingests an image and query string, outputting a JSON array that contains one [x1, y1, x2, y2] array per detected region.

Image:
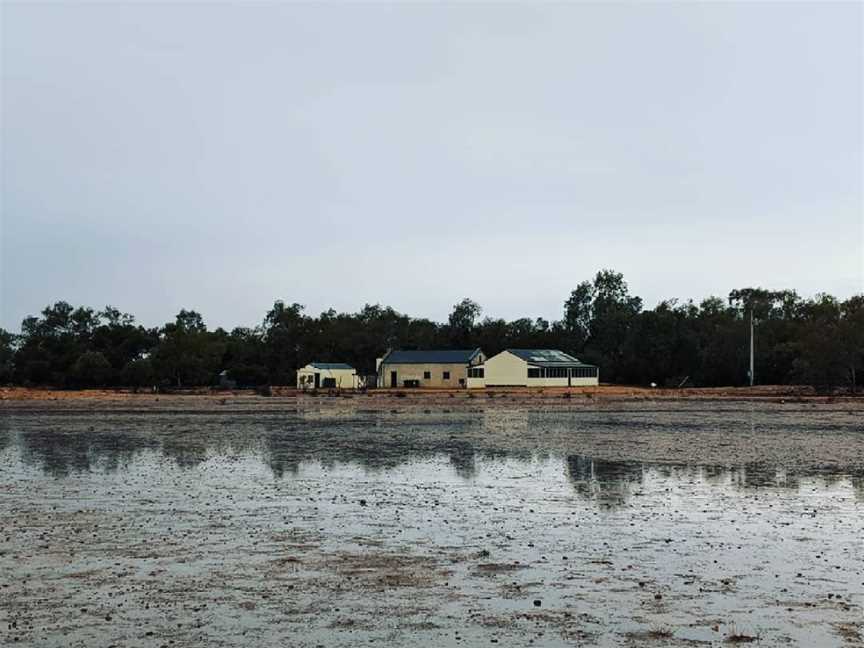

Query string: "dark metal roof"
[[505, 349, 597, 367], [309, 362, 354, 370], [381, 349, 483, 365]]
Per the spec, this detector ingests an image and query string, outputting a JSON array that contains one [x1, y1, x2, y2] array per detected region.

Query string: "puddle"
[[0, 403, 862, 646]]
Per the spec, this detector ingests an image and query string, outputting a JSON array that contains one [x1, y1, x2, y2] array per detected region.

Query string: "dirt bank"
[[2, 383, 860, 408]]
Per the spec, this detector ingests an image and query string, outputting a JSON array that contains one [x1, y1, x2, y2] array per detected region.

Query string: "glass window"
[[527, 368, 540, 378], [423, 371, 431, 380], [443, 371, 450, 380]]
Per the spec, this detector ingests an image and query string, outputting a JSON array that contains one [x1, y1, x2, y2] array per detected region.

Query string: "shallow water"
[[1, 405, 863, 646]]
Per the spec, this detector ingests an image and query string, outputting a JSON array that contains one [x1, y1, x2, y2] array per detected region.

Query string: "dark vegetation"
[[1, 270, 861, 392]]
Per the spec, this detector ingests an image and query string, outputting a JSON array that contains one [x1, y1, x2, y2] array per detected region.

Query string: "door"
[[314, 372, 320, 389], [390, 371, 397, 388]]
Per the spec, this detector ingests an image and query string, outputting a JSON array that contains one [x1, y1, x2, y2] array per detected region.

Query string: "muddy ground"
[[1, 394, 862, 646]]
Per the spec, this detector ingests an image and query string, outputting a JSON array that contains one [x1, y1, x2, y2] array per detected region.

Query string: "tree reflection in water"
[[3, 413, 862, 504]]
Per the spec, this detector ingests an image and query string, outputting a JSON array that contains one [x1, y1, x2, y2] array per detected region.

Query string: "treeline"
[[0, 270, 861, 392]]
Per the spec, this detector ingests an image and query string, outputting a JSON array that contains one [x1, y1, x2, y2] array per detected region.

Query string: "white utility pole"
[[749, 309, 755, 387]]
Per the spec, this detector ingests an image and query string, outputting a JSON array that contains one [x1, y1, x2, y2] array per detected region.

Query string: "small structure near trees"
[[296, 363, 358, 390]]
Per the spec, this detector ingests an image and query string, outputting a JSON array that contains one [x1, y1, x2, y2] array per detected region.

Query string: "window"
[[469, 367, 484, 378], [527, 368, 541, 378], [423, 371, 431, 380], [443, 371, 450, 380]]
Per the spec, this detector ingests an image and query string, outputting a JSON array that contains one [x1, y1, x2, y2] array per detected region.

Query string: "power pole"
[[749, 308, 755, 387]]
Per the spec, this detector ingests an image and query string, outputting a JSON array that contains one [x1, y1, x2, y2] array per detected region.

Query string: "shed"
[[296, 362, 358, 390]]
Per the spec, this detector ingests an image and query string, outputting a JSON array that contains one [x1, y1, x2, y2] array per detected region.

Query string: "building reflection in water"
[[565, 455, 644, 507]]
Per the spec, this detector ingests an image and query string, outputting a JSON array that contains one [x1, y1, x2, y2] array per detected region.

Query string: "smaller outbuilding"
[[296, 363, 358, 390], [467, 349, 598, 388]]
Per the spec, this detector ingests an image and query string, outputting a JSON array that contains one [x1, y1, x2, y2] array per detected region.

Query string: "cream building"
[[466, 349, 598, 388], [296, 363, 358, 390], [377, 349, 485, 388]]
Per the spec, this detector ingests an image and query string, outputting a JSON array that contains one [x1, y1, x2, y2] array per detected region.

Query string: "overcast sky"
[[2, 2, 862, 332]]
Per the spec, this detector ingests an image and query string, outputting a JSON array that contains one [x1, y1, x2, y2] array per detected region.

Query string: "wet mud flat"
[[1, 398, 863, 646]]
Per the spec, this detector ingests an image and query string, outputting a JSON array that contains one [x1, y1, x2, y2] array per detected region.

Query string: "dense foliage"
[[1, 271, 861, 391]]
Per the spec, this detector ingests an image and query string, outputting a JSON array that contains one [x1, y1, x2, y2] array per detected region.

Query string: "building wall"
[[527, 375, 599, 387], [483, 351, 529, 386], [466, 375, 486, 389], [380, 362, 472, 388], [297, 367, 357, 389]]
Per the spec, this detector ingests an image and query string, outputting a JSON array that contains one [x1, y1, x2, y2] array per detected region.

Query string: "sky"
[[2, 2, 862, 332]]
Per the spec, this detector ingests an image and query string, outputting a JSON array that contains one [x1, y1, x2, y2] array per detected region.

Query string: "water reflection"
[[15, 429, 158, 478], [161, 434, 210, 469], [3, 414, 862, 503], [259, 422, 494, 478], [564, 454, 864, 506], [565, 455, 644, 506]]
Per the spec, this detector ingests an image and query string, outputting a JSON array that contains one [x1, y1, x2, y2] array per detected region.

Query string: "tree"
[[151, 310, 224, 387], [90, 307, 155, 385], [14, 302, 87, 385], [175, 309, 207, 334], [4, 282, 862, 390], [586, 270, 642, 381], [262, 301, 308, 384], [563, 281, 594, 352], [71, 351, 112, 388], [448, 298, 482, 347], [222, 327, 268, 386], [0, 329, 15, 383], [839, 296, 864, 393], [121, 358, 155, 390]]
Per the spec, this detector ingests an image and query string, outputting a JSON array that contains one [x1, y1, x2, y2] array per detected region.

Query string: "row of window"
[[527, 366, 598, 378], [423, 371, 451, 380], [410, 366, 597, 381]]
